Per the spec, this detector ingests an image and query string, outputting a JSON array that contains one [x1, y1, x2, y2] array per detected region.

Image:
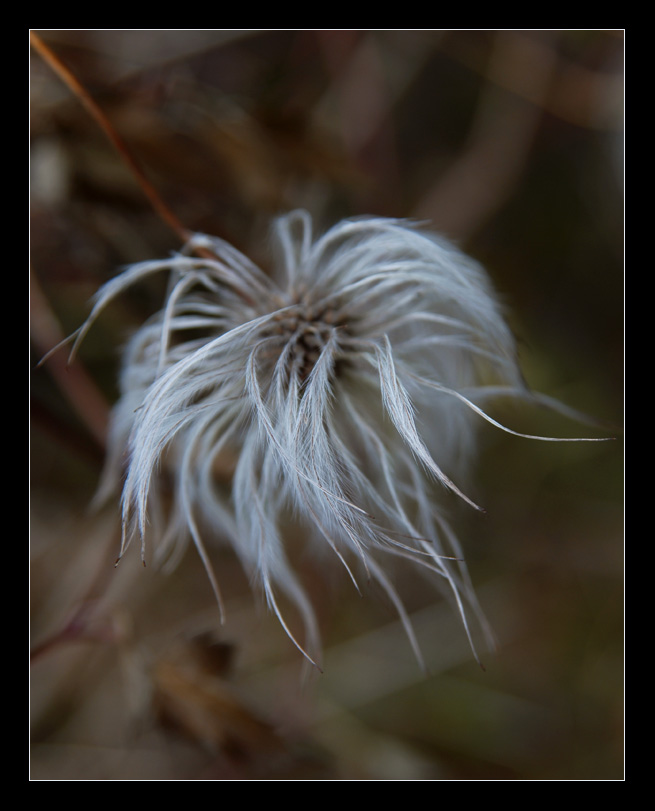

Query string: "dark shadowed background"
[[30, 29, 623, 780]]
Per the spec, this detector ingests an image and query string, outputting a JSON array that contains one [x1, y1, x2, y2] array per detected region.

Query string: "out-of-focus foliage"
[[30, 30, 623, 780]]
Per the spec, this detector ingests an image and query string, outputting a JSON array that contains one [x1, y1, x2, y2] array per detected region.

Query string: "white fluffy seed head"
[[82, 210, 558, 669]]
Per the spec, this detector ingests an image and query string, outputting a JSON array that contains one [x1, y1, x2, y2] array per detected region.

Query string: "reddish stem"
[[30, 31, 192, 245]]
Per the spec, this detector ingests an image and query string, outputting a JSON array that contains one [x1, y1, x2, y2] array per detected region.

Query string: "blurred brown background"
[[30, 30, 623, 780]]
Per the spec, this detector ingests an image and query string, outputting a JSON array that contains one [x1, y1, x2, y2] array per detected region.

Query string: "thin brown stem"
[[30, 31, 192, 245]]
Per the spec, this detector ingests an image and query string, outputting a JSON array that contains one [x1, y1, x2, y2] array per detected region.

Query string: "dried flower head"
[[74, 210, 588, 669]]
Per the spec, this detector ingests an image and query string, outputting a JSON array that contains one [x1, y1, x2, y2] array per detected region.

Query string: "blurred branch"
[[413, 32, 559, 240], [30, 599, 120, 662], [30, 268, 110, 449], [315, 31, 435, 212], [30, 523, 125, 663], [316, 33, 399, 180], [443, 31, 623, 131]]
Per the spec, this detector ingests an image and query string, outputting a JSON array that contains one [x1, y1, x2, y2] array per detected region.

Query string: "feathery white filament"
[[80, 209, 599, 668]]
